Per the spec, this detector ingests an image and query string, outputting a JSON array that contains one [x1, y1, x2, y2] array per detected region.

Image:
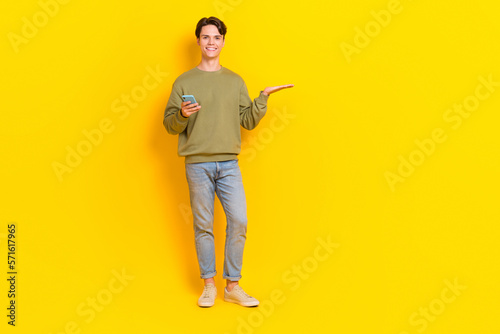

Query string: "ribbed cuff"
[[175, 109, 189, 123], [258, 91, 269, 103]]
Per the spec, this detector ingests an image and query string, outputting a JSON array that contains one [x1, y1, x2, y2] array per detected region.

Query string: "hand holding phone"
[[181, 95, 201, 117]]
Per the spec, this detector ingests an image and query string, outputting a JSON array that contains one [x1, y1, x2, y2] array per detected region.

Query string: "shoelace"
[[234, 287, 251, 298], [202, 286, 214, 299]]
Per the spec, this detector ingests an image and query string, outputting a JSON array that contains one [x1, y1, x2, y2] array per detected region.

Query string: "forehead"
[[200, 24, 221, 36]]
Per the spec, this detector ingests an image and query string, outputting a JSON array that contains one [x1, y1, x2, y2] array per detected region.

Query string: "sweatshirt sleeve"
[[163, 81, 189, 135], [239, 81, 269, 130]]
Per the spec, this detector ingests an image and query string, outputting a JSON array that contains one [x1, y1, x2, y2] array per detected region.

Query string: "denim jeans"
[[185, 159, 248, 281]]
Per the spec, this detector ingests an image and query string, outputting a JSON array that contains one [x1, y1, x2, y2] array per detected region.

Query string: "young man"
[[163, 16, 293, 308]]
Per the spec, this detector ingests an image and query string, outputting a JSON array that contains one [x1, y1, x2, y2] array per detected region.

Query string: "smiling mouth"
[[206, 48, 217, 51]]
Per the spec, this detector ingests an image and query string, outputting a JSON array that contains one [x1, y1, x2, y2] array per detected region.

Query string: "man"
[[163, 16, 293, 308]]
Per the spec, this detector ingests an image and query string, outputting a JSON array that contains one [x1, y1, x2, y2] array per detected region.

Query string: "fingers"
[[186, 102, 200, 110], [267, 84, 294, 92], [181, 102, 201, 117], [182, 101, 200, 107], [271, 84, 294, 88]]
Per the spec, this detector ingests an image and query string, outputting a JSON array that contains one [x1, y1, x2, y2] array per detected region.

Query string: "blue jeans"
[[185, 159, 248, 281]]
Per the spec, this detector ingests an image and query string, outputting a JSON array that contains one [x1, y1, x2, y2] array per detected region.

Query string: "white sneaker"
[[224, 285, 259, 307], [198, 283, 217, 307]]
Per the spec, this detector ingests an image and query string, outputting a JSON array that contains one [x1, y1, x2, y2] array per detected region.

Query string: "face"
[[197, 24, 225, 59]]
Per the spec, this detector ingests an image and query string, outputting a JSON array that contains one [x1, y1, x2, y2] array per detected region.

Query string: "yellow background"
[[1, 0, 499, 333]]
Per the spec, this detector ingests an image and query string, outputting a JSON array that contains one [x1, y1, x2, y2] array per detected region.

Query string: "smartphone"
[[182, 95, 198, 105]]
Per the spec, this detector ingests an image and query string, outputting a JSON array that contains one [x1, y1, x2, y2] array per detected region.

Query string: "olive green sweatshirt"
[[163, 66, 269, 163]]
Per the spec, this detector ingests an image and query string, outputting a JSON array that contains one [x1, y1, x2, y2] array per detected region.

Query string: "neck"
[[197, 57, 221, 72]]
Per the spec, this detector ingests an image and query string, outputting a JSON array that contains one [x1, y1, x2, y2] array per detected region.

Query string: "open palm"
[[263, 84, 294, 96]]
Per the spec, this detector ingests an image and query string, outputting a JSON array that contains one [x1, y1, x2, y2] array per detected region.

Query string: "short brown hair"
[[195, 16, 227, 40]]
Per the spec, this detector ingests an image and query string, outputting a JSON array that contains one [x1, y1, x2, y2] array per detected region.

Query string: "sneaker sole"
[[224, 297, 259, 307]]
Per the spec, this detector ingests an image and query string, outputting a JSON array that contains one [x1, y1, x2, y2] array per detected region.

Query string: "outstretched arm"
[[240, 83, 295, 130]]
